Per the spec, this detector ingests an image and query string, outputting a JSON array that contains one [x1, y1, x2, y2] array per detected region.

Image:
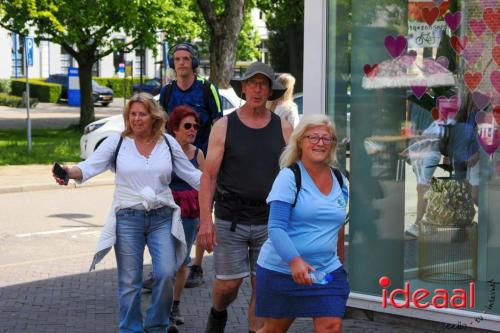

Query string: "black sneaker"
[[142, 276, 153, 293], [171, 303, 184, 325], [167, 323, 179, 333], [205, 308, 227, 333], [185, 265, 204, 288]]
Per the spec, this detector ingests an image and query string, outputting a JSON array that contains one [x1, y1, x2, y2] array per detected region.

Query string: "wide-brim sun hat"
[[230, 61, 286, 101]]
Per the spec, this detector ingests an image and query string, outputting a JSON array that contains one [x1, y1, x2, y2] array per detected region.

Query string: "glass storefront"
[[325, 0, 500, 325]]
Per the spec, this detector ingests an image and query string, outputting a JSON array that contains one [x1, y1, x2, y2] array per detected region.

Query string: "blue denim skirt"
[[255, 265, 349, 318]]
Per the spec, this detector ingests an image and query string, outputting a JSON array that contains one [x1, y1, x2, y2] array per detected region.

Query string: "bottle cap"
[[325, 274, 334, 283]]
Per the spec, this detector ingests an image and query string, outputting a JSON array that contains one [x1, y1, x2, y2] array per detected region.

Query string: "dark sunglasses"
[[183, 122, 199, 130]]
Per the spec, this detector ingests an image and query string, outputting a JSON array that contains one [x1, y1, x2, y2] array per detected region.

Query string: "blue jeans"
[[115, 207, 177, 333], [181, 217, 199, 266]]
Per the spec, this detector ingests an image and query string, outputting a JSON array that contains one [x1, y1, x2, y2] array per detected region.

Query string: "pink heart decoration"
[[469, 19, 487, 38], [484, 8, 500, 34], [464, 72, 483, 91], [493, 46, 500, 66], [480, 0, 499, 9], [494, 106, 500, 126], [384, 35, 407, 58], [463, 42, 485, 65], [450, 35, 468, 55], [445, 12, 462, 32], [411, 83, 428, 100], [436, 56, 449, 69], [496, 160, 500, 177], [422, 7, 440, 26], [472, 90, 492, 110], [363, 64, 380, 78], [437, 95, 460, 119], [476, 111, 500, 156], [491, 70, 500, 94]]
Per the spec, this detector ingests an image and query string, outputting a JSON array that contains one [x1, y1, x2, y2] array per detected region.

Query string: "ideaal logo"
[[379, 276, 475, 309]]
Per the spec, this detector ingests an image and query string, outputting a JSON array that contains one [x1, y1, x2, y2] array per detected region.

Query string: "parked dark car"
[[45, 74, 114, 106], [131, 78, 161, 96]]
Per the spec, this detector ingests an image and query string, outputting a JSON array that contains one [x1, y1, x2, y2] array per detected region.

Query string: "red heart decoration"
[[363, 64, 380, 78], [450, 35, 467, 55], [493, 106, 500, 126], [431, 107, 440, 120], [422, 7, 440, 26], [464, 72, 483, 91], [493, 46, 500, 67], [483, 8, 500, 34]]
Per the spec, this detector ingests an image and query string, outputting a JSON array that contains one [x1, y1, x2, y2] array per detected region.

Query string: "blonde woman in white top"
[[268, 73, 300, 128], [53, 93, 200, 333]]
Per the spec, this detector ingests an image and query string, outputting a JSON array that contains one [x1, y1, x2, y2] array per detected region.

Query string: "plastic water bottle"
[[309, 271, 333, 285]]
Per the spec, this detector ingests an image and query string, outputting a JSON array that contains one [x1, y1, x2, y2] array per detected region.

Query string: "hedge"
[[93, 77, 151, 98], [0, 79, 11, 94], [10, 79, 62, 103], [0, 92, 38, 108]]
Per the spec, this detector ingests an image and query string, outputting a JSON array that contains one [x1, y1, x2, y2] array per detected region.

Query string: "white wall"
[[303, 0, 327, 116], [100, 54, 115, 77], [0, 29, 12, 79]]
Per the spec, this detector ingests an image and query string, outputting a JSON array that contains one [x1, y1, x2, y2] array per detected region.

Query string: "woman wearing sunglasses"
[[166, 105, 205, 329], [256, 115, 349, 333]]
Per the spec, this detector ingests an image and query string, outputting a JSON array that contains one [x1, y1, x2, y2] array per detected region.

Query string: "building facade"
[[304, 0, 499, 330]]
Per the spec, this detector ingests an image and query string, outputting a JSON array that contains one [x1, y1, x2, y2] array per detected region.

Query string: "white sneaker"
[[405, 223, 419, 239]]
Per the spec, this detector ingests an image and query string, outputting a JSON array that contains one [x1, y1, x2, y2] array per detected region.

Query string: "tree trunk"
[[77, 60, 95, 129], [197, 0, 245, 88]]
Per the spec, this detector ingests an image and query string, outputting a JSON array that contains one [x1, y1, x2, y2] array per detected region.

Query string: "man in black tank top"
[[198, 62, 293, 333]]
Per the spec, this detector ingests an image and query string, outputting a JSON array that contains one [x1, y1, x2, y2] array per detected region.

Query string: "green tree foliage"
[[0, 0, 197, 128], [257, 0, 304, 91]]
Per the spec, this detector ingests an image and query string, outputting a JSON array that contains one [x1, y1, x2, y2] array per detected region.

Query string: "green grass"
[[0, 128, 82, 165]]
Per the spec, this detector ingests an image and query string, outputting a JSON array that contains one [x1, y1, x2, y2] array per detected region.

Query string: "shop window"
[[92, 61, 100, 77], [328, 0, 500, 318], [11, 33, 24, 77], [113, 45, 125, 74], [134, 49, 146, 76], [60, 47, 73, 74]]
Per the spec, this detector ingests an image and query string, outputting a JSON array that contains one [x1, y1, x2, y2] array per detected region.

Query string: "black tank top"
[[215, 111, 285, 225]]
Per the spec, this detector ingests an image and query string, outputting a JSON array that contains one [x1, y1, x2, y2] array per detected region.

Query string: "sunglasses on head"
[[183, 122, 199, 130]]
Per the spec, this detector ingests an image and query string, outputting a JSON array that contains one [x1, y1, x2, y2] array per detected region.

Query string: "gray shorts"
[[214, 217, 268, 280]]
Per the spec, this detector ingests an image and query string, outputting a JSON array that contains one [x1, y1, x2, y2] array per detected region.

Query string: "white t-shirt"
[[274, 102, 300, 128], [77, 133, 201, 205]]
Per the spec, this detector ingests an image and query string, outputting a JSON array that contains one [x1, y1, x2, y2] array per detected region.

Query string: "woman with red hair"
[[167, 105, 205, 329]]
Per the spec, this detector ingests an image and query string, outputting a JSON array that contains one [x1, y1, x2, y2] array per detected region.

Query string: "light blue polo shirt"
[[257, 161, 348, 275]]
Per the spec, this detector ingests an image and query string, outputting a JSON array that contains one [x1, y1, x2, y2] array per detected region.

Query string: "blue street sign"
[[25, 37, 34, 67], [68, 67, 80, 106]]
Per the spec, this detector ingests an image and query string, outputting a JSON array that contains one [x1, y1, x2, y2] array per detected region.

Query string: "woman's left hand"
[[289, 256, 314, 285]]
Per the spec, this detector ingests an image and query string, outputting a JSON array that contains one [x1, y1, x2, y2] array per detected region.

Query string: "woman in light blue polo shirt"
[[256, 114, 349, 333]]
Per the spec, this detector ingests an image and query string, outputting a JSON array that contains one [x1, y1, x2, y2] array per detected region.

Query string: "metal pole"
[[24, 38, 32, 154], [123, 62, 126, 108]]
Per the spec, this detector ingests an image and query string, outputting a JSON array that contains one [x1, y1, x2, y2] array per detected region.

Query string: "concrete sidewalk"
[[0, 165, 495, 332]]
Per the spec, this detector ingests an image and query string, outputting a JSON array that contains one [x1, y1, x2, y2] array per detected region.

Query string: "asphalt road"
[[0, 186, 113, 267]]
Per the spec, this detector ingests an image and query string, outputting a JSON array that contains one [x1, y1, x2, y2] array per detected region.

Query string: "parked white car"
[[80, 88, 244, 159]]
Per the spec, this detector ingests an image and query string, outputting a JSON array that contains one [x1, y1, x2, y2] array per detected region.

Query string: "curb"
[[0, 179, 114, 194]]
